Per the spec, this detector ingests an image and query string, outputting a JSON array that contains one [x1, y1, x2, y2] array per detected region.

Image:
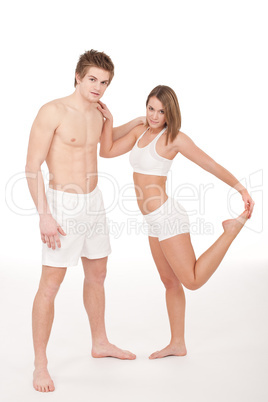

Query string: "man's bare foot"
[[33, 367, 55, 392], [222, 210, 249, 237], [92, 342, 136, 360], [149, 342, 187, 359]]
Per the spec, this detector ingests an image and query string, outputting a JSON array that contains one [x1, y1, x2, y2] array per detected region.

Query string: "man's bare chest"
[[55, 111, 102, 147]]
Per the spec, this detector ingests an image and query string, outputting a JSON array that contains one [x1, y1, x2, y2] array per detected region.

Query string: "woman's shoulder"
[[174, 130, 192, 143], [129, 123, 147, 140], [171, 130, 186, 144], [171, 131, 194, 151]]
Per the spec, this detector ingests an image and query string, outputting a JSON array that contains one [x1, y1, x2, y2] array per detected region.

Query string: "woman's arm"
[[176, 132, 255, 217], [98, 101, 140, 158], [113, 116, 145, 141]]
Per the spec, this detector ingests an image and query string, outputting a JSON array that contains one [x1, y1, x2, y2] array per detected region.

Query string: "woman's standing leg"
[[148, 236, 188, 359]]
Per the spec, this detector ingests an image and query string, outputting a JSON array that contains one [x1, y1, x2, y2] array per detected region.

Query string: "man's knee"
[[39, 268, 66, 299], [91, 269, 107, 284], [84, 261, 107, 286]]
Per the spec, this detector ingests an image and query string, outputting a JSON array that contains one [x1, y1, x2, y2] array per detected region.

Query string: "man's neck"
[[70, 89, 98, 112]]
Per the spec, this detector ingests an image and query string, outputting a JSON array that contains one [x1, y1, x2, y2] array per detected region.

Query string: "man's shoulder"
[[39, 97, 69, 115], [33, 97, 71, 128]]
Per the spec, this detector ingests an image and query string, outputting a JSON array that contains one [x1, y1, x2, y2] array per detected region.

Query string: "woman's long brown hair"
[[146, 85, 181, 145]]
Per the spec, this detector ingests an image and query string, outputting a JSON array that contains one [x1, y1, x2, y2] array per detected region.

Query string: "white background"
[[1, 0, 267, 401]]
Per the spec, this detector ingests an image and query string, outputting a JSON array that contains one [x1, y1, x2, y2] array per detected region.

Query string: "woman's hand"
[[139, 116, 146, 126], [97, 101, 113, 121], [241, 189, 255, 218]]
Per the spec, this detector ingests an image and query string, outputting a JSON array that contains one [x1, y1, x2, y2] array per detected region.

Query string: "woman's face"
[[146, 96, 166, 130]]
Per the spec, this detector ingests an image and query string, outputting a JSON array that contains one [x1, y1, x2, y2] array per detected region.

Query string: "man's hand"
[[40, 214, 66, 250]]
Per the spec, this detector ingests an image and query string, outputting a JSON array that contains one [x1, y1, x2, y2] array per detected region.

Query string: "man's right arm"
[[25, 103, 66, 250]]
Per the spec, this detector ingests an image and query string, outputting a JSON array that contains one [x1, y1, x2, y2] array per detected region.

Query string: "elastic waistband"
[[144, 198, 171, 221], [143, 197, 187, 223], [47, 185, 100, 200]]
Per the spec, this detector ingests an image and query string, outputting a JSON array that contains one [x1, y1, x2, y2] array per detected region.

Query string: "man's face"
[[76, 66, 110, 102]]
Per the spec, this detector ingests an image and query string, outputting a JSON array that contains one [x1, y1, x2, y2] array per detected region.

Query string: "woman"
[[98, 85, 254, 359]]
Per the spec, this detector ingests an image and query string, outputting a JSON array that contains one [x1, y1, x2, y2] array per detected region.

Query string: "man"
[[25, 50, 143, 393]]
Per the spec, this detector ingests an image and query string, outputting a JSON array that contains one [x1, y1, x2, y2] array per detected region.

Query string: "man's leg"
[[32, 265, 67, 392], [81, 256, 136, 360]]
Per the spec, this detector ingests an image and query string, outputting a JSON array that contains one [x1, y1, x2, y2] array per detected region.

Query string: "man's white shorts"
[[42, 186, 111, 267]]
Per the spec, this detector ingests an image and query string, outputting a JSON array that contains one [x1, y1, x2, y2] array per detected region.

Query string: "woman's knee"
[[183, 280, 200, 291], [160, 274, 182, 290], [161, 273, 199, 291]]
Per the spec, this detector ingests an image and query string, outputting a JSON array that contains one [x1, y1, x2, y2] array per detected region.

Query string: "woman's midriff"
[[133, 172, 168, 215]]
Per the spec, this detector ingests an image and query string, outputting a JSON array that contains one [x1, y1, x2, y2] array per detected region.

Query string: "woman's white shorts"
[[42, 186, 111, 267], [144, 198, 190, 241]]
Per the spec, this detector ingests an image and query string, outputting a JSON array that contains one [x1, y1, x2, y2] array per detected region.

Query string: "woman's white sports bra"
[[129, 127, 173, 176]]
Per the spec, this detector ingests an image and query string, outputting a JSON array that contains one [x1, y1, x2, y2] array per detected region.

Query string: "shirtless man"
[[25, 50, 143, 393]]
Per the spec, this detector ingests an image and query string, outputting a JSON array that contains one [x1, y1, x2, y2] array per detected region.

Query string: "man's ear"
[[75, 73, 81, 85]]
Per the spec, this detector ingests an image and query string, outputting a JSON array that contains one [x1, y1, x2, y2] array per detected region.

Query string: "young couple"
[[25, 49, 254, 393]]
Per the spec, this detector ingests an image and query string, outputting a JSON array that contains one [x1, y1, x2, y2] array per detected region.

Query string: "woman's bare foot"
[[33, 367, 55, 392], [92, 342, 136, 360], [222, 210, 249, 237], [149, 342, 187, 359]]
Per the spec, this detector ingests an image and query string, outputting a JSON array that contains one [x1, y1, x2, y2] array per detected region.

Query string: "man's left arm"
[[112, 117, 145, 141]]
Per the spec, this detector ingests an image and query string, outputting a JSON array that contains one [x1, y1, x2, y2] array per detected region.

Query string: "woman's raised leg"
[[160, 210, 249, 290], [148, 236, 187, 359]]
